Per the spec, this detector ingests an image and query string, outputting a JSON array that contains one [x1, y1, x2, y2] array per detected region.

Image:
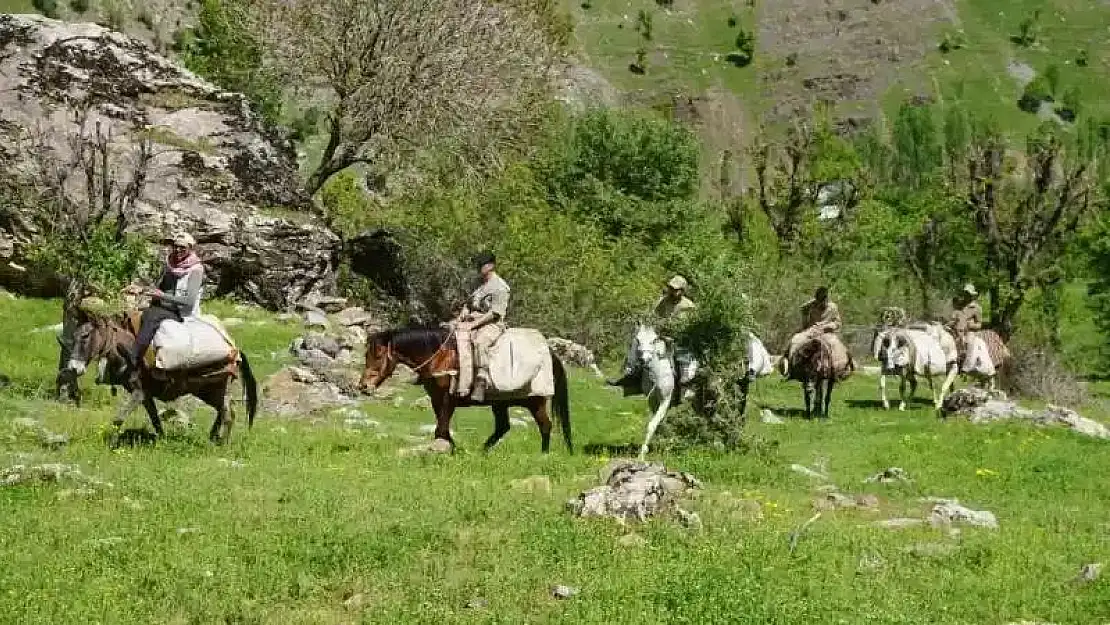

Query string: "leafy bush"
[[68, 0, 89, 13], [1005, 341, 1088, 406], [938, 29, 965, 53], [636, 9, 653, 41], [1013, 10, 1040, 47], [27, 223, 157, 308], [1018, 76, 1053, 114], [728, 29, 755, 67], [180, 0, 283, 124], [537, 108, 700, 243]]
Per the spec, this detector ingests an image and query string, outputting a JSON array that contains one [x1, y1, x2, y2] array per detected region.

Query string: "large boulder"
[[0, 15, 340, 309]]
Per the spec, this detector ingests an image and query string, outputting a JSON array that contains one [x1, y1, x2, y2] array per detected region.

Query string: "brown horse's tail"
[[239, 351, 259, 429], [551, 353, 573, 454]]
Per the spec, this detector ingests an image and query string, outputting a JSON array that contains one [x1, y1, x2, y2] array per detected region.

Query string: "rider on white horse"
[[607, 275, 696, 391]]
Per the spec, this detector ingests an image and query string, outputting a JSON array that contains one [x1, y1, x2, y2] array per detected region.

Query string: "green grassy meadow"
[[2, 295, 1109, 624]]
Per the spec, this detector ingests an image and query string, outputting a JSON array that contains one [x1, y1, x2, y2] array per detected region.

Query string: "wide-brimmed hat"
[[473, 250, 496, 269], [667, 275, 688, 290], [962, 283, 978, 297]]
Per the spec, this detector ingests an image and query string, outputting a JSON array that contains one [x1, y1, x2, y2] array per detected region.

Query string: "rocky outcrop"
[[0, 15, 340, 309], [942, 388, 1110, 440], [567, 460, 702, 524]]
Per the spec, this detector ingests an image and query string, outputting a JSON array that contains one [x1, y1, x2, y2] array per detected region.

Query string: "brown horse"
[[358, 326, 572, 454], [65, 313, 258, 445], [785, 334, 854, 419]]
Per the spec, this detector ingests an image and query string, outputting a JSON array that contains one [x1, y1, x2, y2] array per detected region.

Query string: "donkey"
[[784, 334, 853, 419], [66, 313, 258, 445]]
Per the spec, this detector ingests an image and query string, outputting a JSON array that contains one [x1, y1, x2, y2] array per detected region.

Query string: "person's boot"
[[606, 368, 637, 388], [471, 375, 487, 402]]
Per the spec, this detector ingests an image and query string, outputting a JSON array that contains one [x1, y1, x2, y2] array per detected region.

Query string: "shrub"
[[728, 28, 755, 67], [1005, 341, 1088, 406], [1018, 76, 1053, 114], [536, 108, 700, 243], [636, 9, 653, 41], [1013, 10, 1040, 47], [180, 0, 283, 125], [68, 0, 89, 13], [938, 30, 965, 53]]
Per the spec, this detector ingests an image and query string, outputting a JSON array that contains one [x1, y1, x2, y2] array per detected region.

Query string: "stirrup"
[[470, 383, 485, 402]]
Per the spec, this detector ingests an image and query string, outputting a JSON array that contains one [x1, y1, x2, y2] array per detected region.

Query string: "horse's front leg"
[[898, 375, 909, 411], [822, 379, 834, 419], [142, 395, 164, 438], [926, 374, 938, 410], [939, 364, 958, 414], [803, 380, 814, 420], [109, 389, 144, 446], [879, 374, 890, 410], [640, 370, 674, 460], [428, 380, 456, 450]]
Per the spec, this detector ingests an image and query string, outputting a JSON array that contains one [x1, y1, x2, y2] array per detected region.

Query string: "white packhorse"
[[627, 324, 773, 459], [872, 323, 959, 410]]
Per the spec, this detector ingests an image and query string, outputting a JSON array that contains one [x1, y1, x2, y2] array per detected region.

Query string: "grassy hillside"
[[3, 296, 1110, 623], [569, 0, 1110, 136]]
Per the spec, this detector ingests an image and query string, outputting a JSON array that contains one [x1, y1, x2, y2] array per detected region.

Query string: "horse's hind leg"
[[879, 374, 890, 410], [898, 375, 908, 411], [483, 404, 513, 452], [803, 381, 814, 420], [530, 399, 553, 454], [822, 379, 834, 419]]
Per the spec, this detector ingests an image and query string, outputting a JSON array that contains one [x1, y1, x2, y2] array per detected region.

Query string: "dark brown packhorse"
[[65, 312, 258, 445], [785, 334, 854, 420], [359, 326, 572, 453]]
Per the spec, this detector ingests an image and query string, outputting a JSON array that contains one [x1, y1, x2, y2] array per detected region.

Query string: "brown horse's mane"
[[370, 325, 453, 357]]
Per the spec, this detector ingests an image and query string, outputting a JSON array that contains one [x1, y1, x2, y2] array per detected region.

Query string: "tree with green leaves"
[[962, 121, 1108, 338]]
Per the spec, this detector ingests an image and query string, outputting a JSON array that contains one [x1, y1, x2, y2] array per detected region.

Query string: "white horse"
[[872, 323, 959, 410], [626, 324, 773, 459]]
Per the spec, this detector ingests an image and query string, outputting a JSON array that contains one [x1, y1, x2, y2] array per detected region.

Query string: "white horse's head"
[[875, 329, 911, 371], [632, 323, 668, 367]]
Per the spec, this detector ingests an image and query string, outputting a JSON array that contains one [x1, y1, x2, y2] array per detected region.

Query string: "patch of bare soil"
[[757, 0, 957, 123]]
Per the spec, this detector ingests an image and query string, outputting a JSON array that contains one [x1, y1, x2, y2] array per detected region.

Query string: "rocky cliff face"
[[0, 14, 340, 309]]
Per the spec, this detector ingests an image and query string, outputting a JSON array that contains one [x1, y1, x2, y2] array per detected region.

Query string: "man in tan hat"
[[947, 283, 982, 357], [454, 251, 510, 402], [782, 286, 844, 376], [654, 275, 696, 321], [607, 275, 696, 388]]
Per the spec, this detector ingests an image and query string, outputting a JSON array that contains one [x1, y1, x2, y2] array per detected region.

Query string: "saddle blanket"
[[486, 328, 555, 397], [151, 314, 238, 371]]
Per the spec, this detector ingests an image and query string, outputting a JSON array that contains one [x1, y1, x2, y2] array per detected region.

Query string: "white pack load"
[[746, 331, 774, 376], [152, 314, 237, 371], [487, 328, 555, 397]]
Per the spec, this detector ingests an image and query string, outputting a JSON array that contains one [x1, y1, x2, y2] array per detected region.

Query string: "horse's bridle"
[[369, 328, 457, 388]]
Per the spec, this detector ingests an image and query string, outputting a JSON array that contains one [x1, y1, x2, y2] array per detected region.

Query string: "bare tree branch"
[[243, 0, 559, 194]]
